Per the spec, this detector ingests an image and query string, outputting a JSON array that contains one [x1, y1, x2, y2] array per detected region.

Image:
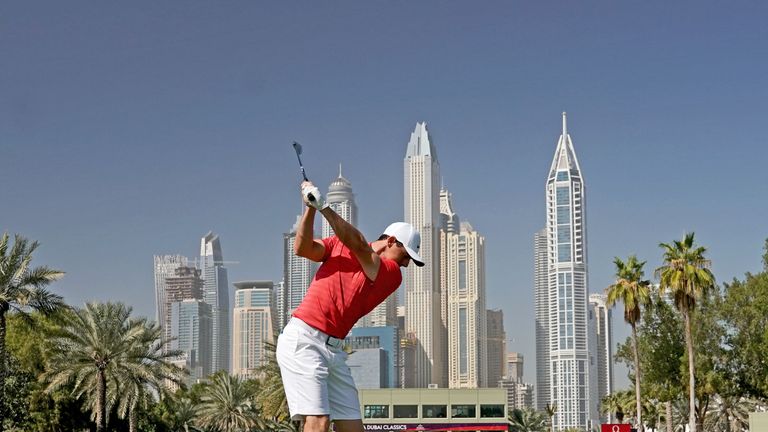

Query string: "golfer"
[[277, 181, 424, 432]]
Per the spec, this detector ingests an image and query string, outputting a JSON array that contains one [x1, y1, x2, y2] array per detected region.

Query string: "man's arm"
[[319, 207, 381, 281], [294, 206, 326, 262]]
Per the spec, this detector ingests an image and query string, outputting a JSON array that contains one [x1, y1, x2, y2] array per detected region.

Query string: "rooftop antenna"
[[562, 111, 568, 137]]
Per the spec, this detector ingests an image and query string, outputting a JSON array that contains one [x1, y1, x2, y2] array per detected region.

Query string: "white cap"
[[383, 222, 424, 267]]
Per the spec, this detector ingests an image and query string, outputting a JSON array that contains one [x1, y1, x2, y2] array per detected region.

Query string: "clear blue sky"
[[3, 1, 767, 387]]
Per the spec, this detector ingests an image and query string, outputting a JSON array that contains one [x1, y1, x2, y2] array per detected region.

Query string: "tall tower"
[[589, 293, 613, 422], [322, 165, 358, 238], [538, 113, 594, 429], [163, 266, 204, 344], [154, 255, 189, 328], [283, 216, 316, 328], [404, 122, 444, 387], [200, 232, 230, 373], [232, 281, 276, 379], [438, 188, 458, 387], [486, 309, 506, 387], [533, 228, 549, 408], [507, 352, 524, 383], [445, 221, 487, 388], [170, 299, 212, 383]]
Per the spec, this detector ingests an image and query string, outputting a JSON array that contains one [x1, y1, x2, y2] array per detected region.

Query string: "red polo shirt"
[[292, 236, 403, 338]]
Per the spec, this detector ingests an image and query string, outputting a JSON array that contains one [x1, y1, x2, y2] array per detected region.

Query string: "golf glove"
[[302, 185, 329, 210]]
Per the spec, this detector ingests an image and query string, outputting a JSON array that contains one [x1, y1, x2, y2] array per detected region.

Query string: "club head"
[[292, 141, 302, 156]]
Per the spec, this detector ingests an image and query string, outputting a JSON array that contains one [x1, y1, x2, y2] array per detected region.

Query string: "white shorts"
[[276, 317, 361, 421]]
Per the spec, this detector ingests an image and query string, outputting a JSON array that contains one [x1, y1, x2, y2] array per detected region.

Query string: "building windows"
[[480, 404, 505, 418], [556, 186, 570, 205], [451, 404, 476, 418], [393, 405, 418, 418], [557, 225, 571, 243], [363, 405, 389, 419], [422, 405, 447, 418], [459, 307, 468, 375]]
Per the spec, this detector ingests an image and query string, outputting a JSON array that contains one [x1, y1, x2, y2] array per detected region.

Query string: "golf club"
[[292, 141, 315, 201]]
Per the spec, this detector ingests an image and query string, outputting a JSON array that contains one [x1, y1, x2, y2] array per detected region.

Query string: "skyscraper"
[[154, 254, 189, 328], [486, 309, 506, 387], [170, 299, 212, 383], [282, 216, 316, 328], [499, 353, 534, 411], [163, 266, 204, 344], [589, 293, 613, 422], [536, 113, 595, 429], [445, 221, 487, 388], [533, 228, 549, 409], [322, 165, 357, 238], [274, 280, 287, 331], [438, 187, 457, 387], [232, 281, 275, 379], [507, 352, 524, 383], [200, 232, 230, 373], [403, 122, 444, 387]]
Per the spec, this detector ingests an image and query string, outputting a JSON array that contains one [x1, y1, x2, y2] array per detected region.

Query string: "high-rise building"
[[535, 113, 595, 429], [507, 352, 524, 383], [200, 232, 230, 373], [232, 281, 276, 379], [163, 266, 204, 344], [170, 299, 212, 383], [282, 216, 316, 327], [438, 188, 457, 387], [445, 221, 487, 388], [589, 293, 613, 422], [348, 348, 388, 389], [274, 280, 287, 331], [346, 326, 399, 388], [499, 380, 535, 410], [154, 254, 189, 328], [500, 353, 534, 410], [403, 122, 444, 387], [533, 228, 549, 409], [322, 164, 357, 238], [397, 306, 416, 389], [486, 309, 506, 387]]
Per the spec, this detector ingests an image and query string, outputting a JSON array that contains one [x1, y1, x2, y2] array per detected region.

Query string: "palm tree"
[[174, 398, 200, 432], [606, 255, 652, 432], [196, 371, 262, 432], [656, 233, 715, 432], [601, 393, 626, 424], [43, 302, 183, 432], [0, 233, 65, 432], [157, 394, 202, 432], [256, 341, 289, 421], [509, 407, 547, 432], [704, 395, 757, 432], [545, 403, 557, 432], [110, 319, 185, 432]]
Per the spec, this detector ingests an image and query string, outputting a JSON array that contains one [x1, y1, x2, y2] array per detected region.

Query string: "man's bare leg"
[[302, 415, 331, 432], [334, 419, 364, 432]]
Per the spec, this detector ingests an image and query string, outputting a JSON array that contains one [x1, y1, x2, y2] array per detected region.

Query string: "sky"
[[3, 1, 767, 387]]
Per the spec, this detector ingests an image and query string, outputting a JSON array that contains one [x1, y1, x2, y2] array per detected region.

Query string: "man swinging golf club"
[[277, 180, 424, 432]]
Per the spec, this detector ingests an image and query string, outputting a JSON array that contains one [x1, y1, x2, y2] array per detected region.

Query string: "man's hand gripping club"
[[302, 181, 329, 211]]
